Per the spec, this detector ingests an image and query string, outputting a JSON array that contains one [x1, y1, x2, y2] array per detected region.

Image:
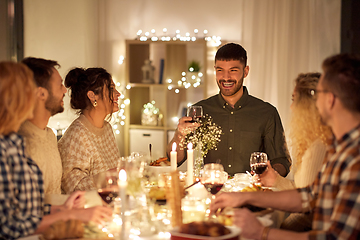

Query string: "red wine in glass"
[[187, 106, 203, 123], [98, 188, 119, 204], [203, 183, 224, 195], [188, 116, 202, 123], [251, 163, 268, 175]]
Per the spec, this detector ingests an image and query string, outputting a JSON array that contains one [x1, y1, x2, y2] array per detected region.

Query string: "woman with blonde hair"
[[259, 72, 332, 231], [0, 62, 111, 239], [59, 67, 121, 193]]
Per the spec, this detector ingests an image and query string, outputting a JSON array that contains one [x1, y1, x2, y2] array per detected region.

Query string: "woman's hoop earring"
[[93, 100, 97, 107]]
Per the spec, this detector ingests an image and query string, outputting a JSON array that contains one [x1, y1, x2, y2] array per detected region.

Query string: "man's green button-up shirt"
[[194, 86, 291, 176]]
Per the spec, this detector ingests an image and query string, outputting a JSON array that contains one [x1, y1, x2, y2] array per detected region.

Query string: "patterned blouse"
[[58, 115, 120, 193], [298, 124, 360, 239], [0, 133, 48, 239]]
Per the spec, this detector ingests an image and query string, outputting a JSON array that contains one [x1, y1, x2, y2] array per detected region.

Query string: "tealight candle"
[[187, 143, 194, 186], [170, 142, 177, 172]]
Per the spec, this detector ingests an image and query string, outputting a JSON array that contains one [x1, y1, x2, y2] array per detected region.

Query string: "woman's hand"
[[63, 191, 86, 210], [233, 208, 265, 240], [71, 206, 113, 225], [259, 161, 278, 187], [210, 192, 246, 213]]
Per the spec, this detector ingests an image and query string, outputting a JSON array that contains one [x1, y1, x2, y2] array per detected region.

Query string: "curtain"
[[240, 0, 340, 128]]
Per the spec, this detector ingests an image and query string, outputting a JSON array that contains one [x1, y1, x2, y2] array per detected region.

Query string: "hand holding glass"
[[187, 106, 203, 123], [250, 152, 268, 184]]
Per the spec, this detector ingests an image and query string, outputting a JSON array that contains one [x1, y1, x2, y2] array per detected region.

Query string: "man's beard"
[[45, 94, 64, 116], [218, 77, 244, 97]]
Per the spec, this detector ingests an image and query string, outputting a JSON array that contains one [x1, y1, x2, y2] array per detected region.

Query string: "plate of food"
[[170, 221, 241, 240], [148, 157, 172, 175]]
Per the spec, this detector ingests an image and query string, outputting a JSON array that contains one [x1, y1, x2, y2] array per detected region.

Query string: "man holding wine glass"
[[211, 53, 360, 240], [167, 43, 291, 177]]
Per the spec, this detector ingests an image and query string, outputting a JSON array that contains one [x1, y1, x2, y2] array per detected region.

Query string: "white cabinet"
[[129, 129, 165, 160]]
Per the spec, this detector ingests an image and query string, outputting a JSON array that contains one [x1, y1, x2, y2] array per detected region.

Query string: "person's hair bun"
[[64, 67, 86, 89]]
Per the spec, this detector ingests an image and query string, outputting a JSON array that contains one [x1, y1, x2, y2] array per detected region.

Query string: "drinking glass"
[[94, 169, 119, 206], [203, 163, 224, 171], [250, 152, 268, 183], [186, 105, 203, 123], [200, 170, 228, 198], [118, 152, 147, 197]]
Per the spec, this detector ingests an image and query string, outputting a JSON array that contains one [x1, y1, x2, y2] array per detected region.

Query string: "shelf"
[[124, 39, 207, 156]]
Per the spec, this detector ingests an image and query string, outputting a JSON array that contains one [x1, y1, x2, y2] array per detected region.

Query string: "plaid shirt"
[[298, 124, 360, 239], [0, 133, 48, 239]]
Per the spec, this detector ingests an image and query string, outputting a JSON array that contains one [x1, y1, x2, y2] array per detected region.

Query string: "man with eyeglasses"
[[211, 53, 360, 240]]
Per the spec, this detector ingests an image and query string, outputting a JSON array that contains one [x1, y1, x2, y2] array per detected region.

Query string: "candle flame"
[[172, 142, 177, 151], [187, 142, 193, 150], [119, 169, 127, 181]]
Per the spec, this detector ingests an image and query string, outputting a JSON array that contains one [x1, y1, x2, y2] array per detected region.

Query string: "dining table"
[[24, 171, 284, 240]]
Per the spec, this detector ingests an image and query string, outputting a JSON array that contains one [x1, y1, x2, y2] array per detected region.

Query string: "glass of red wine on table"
[[95, 169, 119, 206], [250, 152, 268, 185], [201, 169, 228, 198], [200, 169, 228, 218]]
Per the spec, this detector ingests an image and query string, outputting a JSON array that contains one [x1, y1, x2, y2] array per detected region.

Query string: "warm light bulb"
[[175, 89, 180, 93], [163, 28, 167, 33], [194, 29, 198, 34]]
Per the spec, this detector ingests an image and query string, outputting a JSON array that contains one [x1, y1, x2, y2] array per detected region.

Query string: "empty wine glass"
[[250, 152, 268, 184], [186, 105, 203, 123], [94, 169, 119, 206]]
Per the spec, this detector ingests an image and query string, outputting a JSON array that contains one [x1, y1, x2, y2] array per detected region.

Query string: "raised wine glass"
[[250, 152, 268, 184], [94, 169, 119, 206], [186, 105, 203, 123]]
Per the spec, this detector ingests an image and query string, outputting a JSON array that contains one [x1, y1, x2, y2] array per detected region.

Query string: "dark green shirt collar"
[[217, 86, 249, 110]]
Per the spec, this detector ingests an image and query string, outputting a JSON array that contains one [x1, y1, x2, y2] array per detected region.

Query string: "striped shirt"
[[0, 133, 48, 239], [298, 124, 360, 239]]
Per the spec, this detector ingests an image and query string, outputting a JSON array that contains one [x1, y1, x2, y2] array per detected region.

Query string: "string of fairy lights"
[[111, 29, 222, 135]]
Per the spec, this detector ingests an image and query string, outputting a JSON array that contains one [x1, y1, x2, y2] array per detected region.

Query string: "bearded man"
[[167, 43, 291, 176], [19, 57, 67, 195]]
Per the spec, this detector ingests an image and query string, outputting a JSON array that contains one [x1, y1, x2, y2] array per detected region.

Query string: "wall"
[[24, 0, 99, 128], [24, 0, 341, 157]]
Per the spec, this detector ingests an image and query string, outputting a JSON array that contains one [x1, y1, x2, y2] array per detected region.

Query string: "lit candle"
[[187, 143, 194, 186], [118, 169, 127, 237], [171, 142, 177, 172]]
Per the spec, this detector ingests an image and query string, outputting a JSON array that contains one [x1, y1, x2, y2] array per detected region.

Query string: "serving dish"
[[170, 226, 241, 240]]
